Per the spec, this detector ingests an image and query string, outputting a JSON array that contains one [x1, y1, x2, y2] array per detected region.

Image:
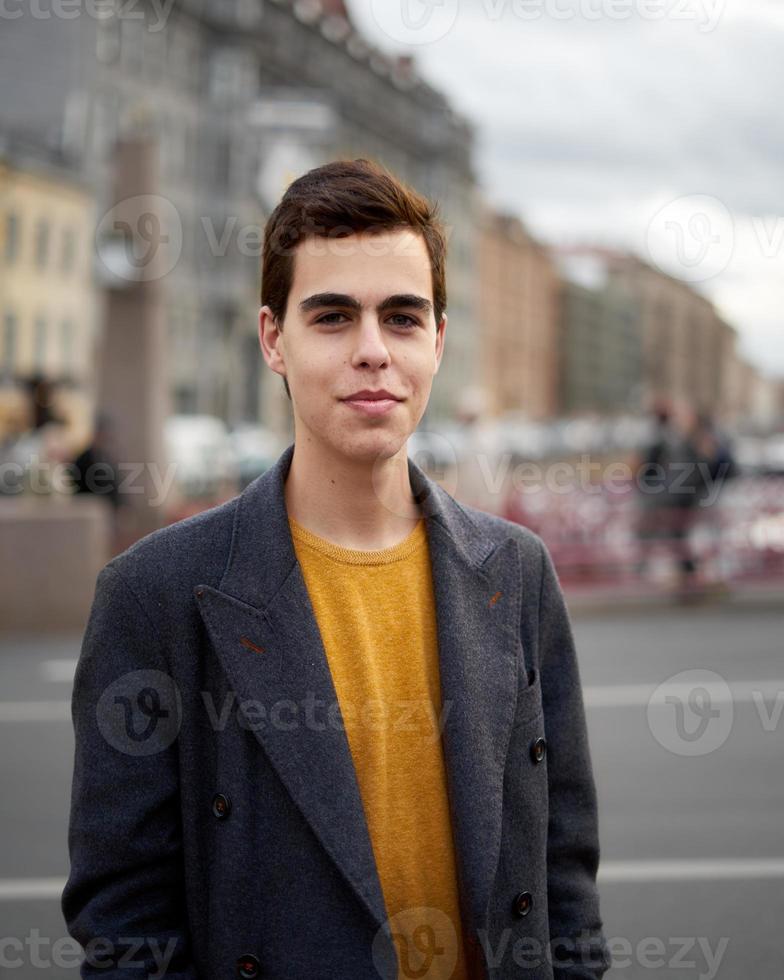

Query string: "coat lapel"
[[194, 442, 522, 948]]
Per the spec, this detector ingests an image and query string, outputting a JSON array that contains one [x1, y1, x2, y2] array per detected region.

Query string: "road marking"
[[4, 860, 784, 900], [584, 679, 784, 708], [0, 701, 70, 722], [0, 878, 66, 900], [40, 659, 77, 682], [599, 858, 784, 882], [3, 681, 782, 720]]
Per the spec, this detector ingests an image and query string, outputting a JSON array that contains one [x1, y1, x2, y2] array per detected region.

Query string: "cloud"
[[348, 0, 783, 372]]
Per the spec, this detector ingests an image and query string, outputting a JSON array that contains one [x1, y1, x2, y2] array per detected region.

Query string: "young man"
[[63, 159, 610, 979]]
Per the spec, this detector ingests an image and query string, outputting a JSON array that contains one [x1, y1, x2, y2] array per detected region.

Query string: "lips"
[[341, 396, 401, 417], [343, 392, 401, 402]]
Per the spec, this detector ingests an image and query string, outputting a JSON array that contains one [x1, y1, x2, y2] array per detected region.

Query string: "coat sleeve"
[[536, 537, 612, 979], [61, 562, 199, 979]]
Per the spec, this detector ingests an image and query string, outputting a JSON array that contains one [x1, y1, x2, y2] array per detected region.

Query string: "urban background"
[[0, 0, 782, 977]]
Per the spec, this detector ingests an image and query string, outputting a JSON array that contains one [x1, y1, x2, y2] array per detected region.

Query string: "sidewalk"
[[565, 578, 784, 615]]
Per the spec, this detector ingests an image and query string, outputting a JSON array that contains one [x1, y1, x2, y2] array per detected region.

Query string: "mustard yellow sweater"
[[289, 515, 469, 980]]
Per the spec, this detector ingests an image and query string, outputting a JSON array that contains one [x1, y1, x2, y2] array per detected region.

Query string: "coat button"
[[236, 953, 260, 978], [513, 890, 533, 917], [530, 736, 547, 764], [212, 793, 231, 819]]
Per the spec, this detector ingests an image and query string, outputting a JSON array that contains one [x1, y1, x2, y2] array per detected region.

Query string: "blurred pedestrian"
[[692, 411, 739, 487], [67, 412, 122, 511], [634, 399, 709, 595], [0, 375, 71, 495]]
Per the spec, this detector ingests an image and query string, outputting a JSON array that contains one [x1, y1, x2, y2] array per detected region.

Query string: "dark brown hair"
[[261, 158, 448, 400]]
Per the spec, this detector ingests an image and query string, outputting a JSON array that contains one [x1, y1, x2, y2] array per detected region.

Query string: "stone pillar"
[[95, 136, 174, 543]]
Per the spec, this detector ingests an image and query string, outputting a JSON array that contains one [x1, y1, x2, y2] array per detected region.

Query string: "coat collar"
[[195, 442, 522, 968], [213, 440, 497, 610]]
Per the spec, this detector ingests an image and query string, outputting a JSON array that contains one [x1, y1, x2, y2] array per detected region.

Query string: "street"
[[1, 602, 782, 978]]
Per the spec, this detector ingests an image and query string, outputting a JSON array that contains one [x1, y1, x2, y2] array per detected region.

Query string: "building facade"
[[478, 206, 559, 419], [0, 138, 100, 442], [0, 0, 478, 438], [605, 253, 737, 420], [552, 249, 643, 416]]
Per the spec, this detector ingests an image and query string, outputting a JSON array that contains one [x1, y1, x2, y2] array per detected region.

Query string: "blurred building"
[[604, 253, 738, 421], [0, 136, 99, 443], [724, 356, 784, 431], [553, 249, 643, 416], [0, 0, 477, 437], [547, 247, 779, 429], [478, 206, 559, 419]]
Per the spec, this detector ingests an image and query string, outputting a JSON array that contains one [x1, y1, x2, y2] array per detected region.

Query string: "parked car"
[[163, 415, 240, 520], [228, 424, 283, 490]]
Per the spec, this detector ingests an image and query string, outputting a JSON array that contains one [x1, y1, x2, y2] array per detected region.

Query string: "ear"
[[434, 313, 447, 374], [258, 306, 285, 378]]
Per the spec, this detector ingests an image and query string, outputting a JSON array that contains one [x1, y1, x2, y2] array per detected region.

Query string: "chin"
[[340, 431, 407, 463]]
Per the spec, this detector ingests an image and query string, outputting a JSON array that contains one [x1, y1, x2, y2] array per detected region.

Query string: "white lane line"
[[599, 859, 784, 882], [40, 659, 78, 683], [0, 701, 71, 722], [584, 679, 784, 708], [0, 878, 66, 900], [3, 861, 784, 900], [4, 680, 782, 720]]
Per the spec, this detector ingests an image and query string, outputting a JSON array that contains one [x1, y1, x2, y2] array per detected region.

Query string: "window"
[[61, 227, 77, 274], [215, 136, 232, 189], [33, 316, 47, 371], [34, 220, 50, 270], [61, 319, 74, 371], [96, 12, 121, 65], [121, 14, 144, 72], [4, 212, 20, 263], [2, 311, 17, 376], [92, 91, 120, 157], [208, 48, 239, 103]]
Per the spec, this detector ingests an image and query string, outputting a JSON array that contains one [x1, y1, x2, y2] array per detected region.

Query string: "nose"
[[349, 315, 391, 369]]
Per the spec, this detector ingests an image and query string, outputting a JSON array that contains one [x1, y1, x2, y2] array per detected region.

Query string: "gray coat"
[[62, 442, 611, 979]]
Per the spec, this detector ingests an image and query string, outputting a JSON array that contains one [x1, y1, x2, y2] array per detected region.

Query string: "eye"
[[315, 312, 419, 328], [316, 312, 348, 324], [388, 314, 419, 328]]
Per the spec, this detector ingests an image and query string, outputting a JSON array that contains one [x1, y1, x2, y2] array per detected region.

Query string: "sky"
[[346, 0, 783, 376]]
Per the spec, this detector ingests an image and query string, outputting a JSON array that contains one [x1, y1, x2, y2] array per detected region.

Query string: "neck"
[[283, 438, 422, 551]]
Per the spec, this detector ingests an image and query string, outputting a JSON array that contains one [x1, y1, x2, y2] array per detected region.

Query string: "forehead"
[[289, 227, 433, 302]]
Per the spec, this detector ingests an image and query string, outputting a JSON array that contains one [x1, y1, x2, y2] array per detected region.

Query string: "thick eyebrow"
[[298, 292, 433, 317]]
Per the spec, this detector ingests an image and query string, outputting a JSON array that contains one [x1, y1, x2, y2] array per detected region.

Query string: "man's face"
[[259, 227, 446, 463]]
